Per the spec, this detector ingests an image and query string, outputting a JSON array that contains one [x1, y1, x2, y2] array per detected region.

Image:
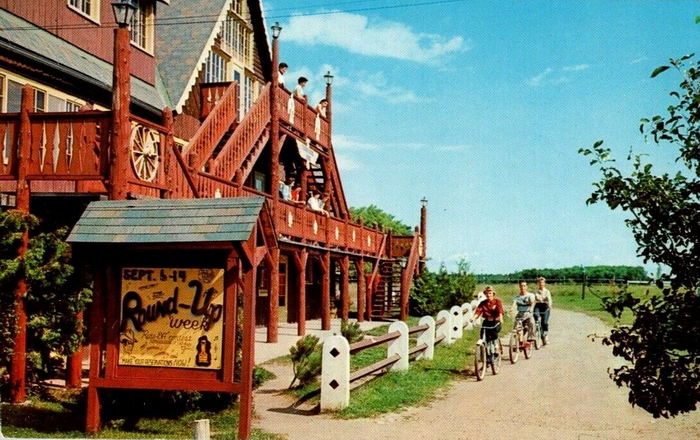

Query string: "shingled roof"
[[67, 197, 267, 244], [155, 0, 271, 113], [0, 9, 169, 114]]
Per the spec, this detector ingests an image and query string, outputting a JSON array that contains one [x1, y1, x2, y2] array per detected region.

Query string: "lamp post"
[[324, 71, 333, 135], [420, 197, 428, 266], [109, 0, 136, 201], [581, 265, 587, 300]]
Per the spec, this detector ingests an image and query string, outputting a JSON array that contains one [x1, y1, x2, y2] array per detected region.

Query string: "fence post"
[[193, 419, 210, 440], [387, 321, 409, 371], [450, 305, 463, 340], [436, 310, 453, 345], [321, 335, 350, 411], [416, 315, 435, 360], [461, 303, 473, 330]]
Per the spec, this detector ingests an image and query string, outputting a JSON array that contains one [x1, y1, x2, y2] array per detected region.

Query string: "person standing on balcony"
[[307, 191, 328, 216], [316, 99, 328, 117], [279, 177, 293, 201], [291, 183, 302, 203], [278, 63, 288, 88], [294, 77, 308, 101]]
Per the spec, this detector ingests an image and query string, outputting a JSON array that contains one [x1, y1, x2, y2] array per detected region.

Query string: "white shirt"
[[535, 288, 553, 307], [307, 196, 322, 211], [277, 73, 285, 87], [294, 84, 305, 99]]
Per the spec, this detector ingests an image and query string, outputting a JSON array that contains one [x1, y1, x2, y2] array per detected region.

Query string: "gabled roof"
[[67, 197, 267, 244], [0, 9, 169, 114], [155, 0, 271, 113]]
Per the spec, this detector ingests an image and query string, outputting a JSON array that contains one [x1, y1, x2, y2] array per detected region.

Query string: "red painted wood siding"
[[0, 0, 156, 84]]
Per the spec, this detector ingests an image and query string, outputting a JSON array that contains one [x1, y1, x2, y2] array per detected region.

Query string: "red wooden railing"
[[275, 87, 330, 147], [213, 84, 271, 181], [200, 82, 231, 120], [185, 81, 238, 171], [26, 111, 111, 179], [0, 114, 20, 178]]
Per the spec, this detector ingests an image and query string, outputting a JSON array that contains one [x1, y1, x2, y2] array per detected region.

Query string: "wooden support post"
[[293, 249, 307, 336], [65, 311, 84, 388], [9, 84, 33, 404], [109, 25, 131, 200], [85, 266, 106, 434], [238, 252, 257, 440], [162, 107, 175, 198], [321, 251, 331, 330], [355, 259, 365, 322], [267, 248, 280, 343], [340, 256, 349, 320]]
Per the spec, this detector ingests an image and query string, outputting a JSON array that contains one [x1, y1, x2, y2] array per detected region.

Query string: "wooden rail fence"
[[320, 301, 480, 411]]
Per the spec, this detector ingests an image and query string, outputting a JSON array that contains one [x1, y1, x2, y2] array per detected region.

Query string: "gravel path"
[[253, 309, 700, 440]]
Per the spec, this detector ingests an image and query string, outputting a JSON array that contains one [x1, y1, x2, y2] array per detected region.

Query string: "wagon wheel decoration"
[[129, 123, 160, 182]]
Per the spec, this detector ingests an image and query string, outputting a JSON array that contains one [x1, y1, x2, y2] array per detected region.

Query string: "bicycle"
[[508, 316, 533, 364], [533, 307, 549, 348], [474, 322, 503, 380]]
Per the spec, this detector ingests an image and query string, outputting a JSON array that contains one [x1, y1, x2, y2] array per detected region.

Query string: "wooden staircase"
[[371, 259, 403, 320]]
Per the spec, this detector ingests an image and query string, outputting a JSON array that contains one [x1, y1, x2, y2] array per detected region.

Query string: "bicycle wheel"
[[475, 344, 487, 381], [491, 339, 502, 375], [534, 322, 542, 350], [523, 336, 533, 359], [508, 333, 519, 364]]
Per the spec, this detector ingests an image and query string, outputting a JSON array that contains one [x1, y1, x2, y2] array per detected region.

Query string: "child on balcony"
[[294, 77, 308, 101]]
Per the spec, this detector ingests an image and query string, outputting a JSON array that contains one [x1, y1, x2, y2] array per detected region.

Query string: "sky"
[[263, 0, 699, 274]]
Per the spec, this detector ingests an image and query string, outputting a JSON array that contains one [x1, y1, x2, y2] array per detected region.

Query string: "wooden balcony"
[[274, 87, 330, 148]]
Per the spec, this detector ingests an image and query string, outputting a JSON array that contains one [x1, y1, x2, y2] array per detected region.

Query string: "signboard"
[[118, 267, 225, 369], [296, 138, 319, 165]]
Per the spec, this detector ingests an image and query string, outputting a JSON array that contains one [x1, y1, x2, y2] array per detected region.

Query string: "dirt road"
[[253, 309, 700, 440]]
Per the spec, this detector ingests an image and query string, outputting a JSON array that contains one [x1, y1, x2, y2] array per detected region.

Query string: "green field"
[[474, 283, 660, 326]]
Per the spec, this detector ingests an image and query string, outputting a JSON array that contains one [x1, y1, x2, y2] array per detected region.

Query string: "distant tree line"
[[349, 205, 412, 235], [476, 265, 650, 284]]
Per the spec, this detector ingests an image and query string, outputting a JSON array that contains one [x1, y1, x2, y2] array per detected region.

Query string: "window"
[[67, 0, 99, 22], [205, 52, 227, 83], [243, 75, 254, 114], [6, 80, 22, 112], [0, 74, 4, 111], [48, 95, 82, 112], [65, 100, 81, 112], [33, 88, 46, 112], [221, 11, 251, 63], [130, 0, 154, 52]]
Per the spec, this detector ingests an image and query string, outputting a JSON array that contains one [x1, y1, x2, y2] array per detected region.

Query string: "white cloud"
[[630, 56, 648, 65], [353, 71, 422, 103], [333, 134, 381, 151], [527, 67, 553, 87], [284, 12, 466, 64], [527, 64, 589, 87], [334, 153, 362, 171], [562, 64, 590, 72]]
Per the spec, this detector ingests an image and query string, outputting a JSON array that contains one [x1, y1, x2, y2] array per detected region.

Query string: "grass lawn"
[[1, 373, 281, 439]]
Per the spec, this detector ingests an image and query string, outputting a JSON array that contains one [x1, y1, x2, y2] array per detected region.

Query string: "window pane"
[[7, 80, 22, 112], [48, 95, 66, 112]]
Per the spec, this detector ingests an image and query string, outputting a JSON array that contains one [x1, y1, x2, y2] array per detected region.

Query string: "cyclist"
[[471, 286, 504, 358], [513, 281, 536, 342], [534, 276, 552, 342]]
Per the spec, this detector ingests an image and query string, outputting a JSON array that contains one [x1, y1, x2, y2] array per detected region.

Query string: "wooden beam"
[[321, 251, 331, 330], [267, 248, 280, 343], [340, 256, 349, 320], [254, 246, 267, 268], [355, 259, 366, 322], [293, 249, 308, 336], [238, 256, 257, 440]]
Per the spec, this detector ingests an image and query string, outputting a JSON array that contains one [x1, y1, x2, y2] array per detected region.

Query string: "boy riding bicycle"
[[471, 286, 504, 348], [513, 281, 536, 341]]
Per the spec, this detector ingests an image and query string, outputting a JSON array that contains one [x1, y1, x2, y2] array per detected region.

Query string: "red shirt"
[[475, 298, 504, 321]]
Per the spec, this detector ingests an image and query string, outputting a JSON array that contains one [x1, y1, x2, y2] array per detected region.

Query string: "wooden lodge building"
[[0, 0, 427, 348]]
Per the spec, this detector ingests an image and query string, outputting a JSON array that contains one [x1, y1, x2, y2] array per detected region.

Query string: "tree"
[[0, 210, 91, 385], [579, 54, 700, 418], [409, 259, 476, 316], [349, 205, 412, 235]]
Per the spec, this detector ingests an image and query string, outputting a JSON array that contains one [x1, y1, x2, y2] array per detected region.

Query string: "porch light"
[[420, 197, 428, 208], [272, 22, 282, 39], [111, 0, 137, 27], [399, 257, 408, 269], [324, 71, 334, 86]]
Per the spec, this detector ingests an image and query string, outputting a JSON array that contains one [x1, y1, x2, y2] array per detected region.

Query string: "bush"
[[288, 335, 322, 388], [340, 319, 364, 344], [409, 259, 476, 316]]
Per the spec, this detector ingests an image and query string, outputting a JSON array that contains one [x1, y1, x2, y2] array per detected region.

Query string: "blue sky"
[[265, 0, 699, 274]]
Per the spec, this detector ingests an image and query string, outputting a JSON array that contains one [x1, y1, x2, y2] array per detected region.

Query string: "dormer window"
[[221, 13, 251, 64], [204, 51, 228, 83], [67, 0, 100, 23], [130, 0, 155, 53]]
